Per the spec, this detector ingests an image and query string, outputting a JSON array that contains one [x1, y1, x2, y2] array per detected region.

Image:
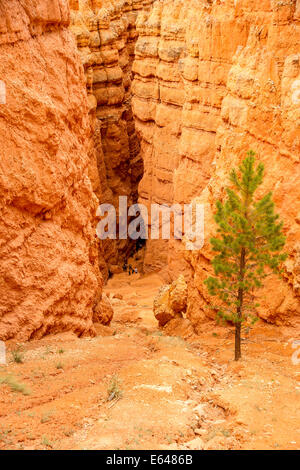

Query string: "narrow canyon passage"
[[70, 0, 300, 330], [70, 0, 156, 270], [0, 274, 299, 450]]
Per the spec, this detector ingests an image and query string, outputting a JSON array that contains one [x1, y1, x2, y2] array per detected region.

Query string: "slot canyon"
[[0, 0, 299, 451]]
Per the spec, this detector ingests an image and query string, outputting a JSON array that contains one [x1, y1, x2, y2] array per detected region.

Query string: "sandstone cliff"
[[0, 0, 103, 340], [132, 0, 300, 325]]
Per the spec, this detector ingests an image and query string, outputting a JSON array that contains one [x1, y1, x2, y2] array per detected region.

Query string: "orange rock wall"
[[132, 0, 300, 325], [132, 0, 249, 272], [0, 0, 103, 340]]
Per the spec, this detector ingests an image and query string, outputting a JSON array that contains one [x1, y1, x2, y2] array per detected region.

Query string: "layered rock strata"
[[132, 0, 300, 325]]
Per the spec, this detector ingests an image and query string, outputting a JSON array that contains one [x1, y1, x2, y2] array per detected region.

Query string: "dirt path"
[[0, 273, 299, 450]]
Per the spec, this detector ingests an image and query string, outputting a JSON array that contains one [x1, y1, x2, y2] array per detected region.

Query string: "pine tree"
[[205, 151, 287, 360]]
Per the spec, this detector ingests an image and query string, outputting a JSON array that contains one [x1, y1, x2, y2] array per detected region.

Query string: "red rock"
[[93, 295, 114, 326], [0, 0, 103, 340], [153, 275, 187, 326]]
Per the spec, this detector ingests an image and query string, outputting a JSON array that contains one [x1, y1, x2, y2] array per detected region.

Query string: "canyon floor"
[[0, 273, 299, 451]]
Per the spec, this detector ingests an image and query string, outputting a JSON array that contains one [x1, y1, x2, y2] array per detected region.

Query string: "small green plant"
[[56, 362, 64, 370], [107, 375, 123, 401], [41, 436, 53, 448], [152, 331, 163, 337], [0, 427, 12, 446], [41, 412, 52, 424], [58, 349, 64, 354], [0, 375, 30, 395], [11, 347, 24, 364], [221, 429, 231, 437]]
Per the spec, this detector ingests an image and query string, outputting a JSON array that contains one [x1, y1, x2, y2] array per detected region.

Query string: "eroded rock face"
[[0, 0, 103, 340], [132, 0, 236, 273], [70, 0, 155, 266], [153, 274, 187, 326], [93, 293, 113, 325], [133, 0, 300, 326]]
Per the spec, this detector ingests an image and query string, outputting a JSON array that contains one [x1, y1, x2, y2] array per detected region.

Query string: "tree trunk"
[[235, 247, 246, 361], [235, 322, 241, 360]]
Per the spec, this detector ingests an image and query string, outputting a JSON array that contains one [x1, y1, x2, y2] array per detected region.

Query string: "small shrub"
[[107, 375, 123, 401], [41, 412, 52, 424], [0, 427, 12, 446], [0, 375, 30, 395], [42, 436, 53, 448], [11, 347, 24, 364]]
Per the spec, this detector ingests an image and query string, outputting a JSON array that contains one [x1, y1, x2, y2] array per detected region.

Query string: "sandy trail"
[[0, 273, 299, 450]]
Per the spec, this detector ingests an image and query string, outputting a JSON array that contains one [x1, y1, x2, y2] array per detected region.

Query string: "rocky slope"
[[70, 0, 155, 267], [1, 272, 299, 450], [0, 0, 103, 340], [132, 0, 300, 325]]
